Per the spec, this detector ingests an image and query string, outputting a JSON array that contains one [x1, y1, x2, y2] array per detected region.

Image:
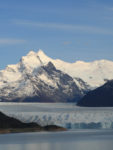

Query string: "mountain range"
[[0, 49, 113, 103]]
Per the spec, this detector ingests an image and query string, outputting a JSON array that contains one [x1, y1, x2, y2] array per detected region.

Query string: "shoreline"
[[0, 126, 67, 134]]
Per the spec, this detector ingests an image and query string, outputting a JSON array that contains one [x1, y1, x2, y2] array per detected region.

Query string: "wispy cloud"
[[14, 20, 113, 35], [0, 38, 26, 45], [107, 7, 113, 11], [63, 41, 72, 46]]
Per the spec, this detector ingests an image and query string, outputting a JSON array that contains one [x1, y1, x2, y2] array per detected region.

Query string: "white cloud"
[[14, 20, 113, 35], [0, 38, 26, 45]]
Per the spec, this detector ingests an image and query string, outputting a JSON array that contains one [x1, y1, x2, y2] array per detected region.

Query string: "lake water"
[[0, 130, 113, 150], [0, 103, 113, 150]]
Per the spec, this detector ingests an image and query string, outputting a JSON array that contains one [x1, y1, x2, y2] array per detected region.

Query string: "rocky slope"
[[77, 80, 113, 107]]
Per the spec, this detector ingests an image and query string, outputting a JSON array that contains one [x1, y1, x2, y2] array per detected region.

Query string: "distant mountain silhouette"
[[77, 80, 113, 107]]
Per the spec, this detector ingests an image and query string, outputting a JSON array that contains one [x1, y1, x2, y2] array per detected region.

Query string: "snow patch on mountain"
[[38, 74, 58, 88]]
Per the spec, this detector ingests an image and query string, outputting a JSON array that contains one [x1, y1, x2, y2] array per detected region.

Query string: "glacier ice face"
[[1, 103, 113, 129]]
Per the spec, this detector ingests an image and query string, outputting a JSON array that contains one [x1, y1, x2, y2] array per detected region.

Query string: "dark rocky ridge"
[[0, 111, 66, 134], [77, 80, 113, 107]]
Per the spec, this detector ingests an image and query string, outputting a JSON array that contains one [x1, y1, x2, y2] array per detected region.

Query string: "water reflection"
[[0, 130, 113, 150], [1, 140, 113, 150]]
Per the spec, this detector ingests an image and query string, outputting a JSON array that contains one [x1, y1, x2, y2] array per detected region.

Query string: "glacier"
[[0, 102, 113, 129]]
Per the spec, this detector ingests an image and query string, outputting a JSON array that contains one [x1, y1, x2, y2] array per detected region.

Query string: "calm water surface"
[[0, 130, 113, 150], [0, 103, 113, 150]]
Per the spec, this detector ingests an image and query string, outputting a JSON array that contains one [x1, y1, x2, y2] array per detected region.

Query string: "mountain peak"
[[27, 50, 36, 56], [37, 49, 47, 57], [36, 49, 52, 64]]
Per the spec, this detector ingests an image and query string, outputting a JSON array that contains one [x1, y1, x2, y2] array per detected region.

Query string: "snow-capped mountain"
[[35, 50, 113, 88], [0, 50, 85, 102], [0, 49, 113, 102]]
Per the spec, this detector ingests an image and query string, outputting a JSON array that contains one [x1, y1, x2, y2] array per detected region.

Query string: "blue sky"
[[0, 0, 113, 69]]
